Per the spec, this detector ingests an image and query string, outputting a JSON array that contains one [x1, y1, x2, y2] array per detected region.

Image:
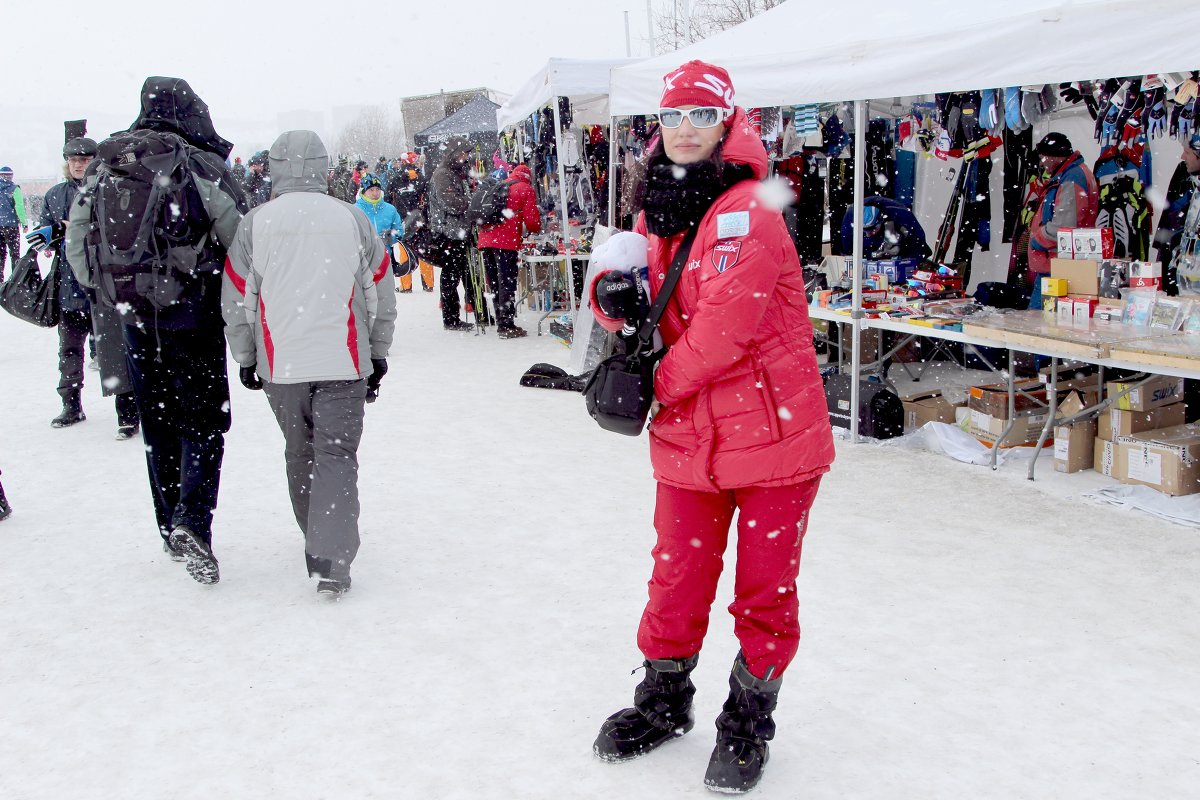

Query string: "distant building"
[[400, 88, 509, 150]]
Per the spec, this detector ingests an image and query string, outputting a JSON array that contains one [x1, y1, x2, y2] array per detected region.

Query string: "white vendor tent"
[[497, 58, 640, 130], [609, 0, 1197, 114], [497, 58, 641, 316], [608, 0, 1197, 442]]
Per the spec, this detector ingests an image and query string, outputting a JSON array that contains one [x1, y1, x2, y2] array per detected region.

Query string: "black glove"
[[366, 358, 387, 403], [592, 270, 641, 323], [239, 365, 263, 391], [24, 220, 64, 252]]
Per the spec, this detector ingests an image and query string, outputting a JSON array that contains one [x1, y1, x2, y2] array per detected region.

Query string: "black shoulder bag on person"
[[583, 228, 697, 436], [0, 246, 61, 328]]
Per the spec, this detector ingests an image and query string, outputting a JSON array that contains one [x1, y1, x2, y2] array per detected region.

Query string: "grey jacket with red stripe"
[[222, 130, 396, 384]]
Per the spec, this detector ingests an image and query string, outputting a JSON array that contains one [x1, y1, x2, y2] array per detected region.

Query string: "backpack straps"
[[633, 226, 698, 358]]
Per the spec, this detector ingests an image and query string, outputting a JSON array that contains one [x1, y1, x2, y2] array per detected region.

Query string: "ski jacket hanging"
[[1093, 148, 1151, 260]]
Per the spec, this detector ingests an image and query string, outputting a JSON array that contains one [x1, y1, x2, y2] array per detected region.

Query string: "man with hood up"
[[222, 130, 396, 596], [66, 77, 247, 585], [428, 137, 477, 331]]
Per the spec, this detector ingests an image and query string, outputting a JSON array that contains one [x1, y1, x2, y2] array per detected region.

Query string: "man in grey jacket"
[[223, 130, 396, 596]]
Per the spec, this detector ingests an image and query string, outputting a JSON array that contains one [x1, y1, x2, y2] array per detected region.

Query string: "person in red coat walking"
[[477, 163, 541, 338], [591, 60, 835, 794]]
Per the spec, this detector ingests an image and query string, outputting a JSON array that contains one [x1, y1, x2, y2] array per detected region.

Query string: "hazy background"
[[0, 0, 653, 177]]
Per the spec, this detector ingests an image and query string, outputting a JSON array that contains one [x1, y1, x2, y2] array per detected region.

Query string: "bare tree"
[[652, 0, 787, 54], [335, 106, 407, 162]]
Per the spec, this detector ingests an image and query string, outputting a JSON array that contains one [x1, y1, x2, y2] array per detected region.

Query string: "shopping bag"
[[0, 248, 60, 328]]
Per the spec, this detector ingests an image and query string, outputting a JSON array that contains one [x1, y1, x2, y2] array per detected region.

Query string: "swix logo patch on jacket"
[[711, 240, 742, 272]]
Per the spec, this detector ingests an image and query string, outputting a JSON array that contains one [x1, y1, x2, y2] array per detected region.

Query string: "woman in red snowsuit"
[[592, 61, 835, 794]]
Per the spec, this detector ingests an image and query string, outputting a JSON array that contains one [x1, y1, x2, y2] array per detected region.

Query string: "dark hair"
[[626, 134, 732, 219]]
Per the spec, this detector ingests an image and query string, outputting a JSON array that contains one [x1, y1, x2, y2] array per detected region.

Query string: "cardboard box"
[[901, 390, 962, 433], [1056, 228, 1075, 258], [1041, 277, 1069, 296], [1054, 391, 1096, 473], [1129, 276, 1163, 290], [968, 381, 1051, 419], [1131, 260, 1163, 279], [1042, 295, 1058, 314], [1050, 258, 1100, 296], [1056, 298, 1075, 325], [1094, 300, 1125, 322], [1094, 438, 1125, 478], [970, 408, 1051, 446], [1098, 402, 1187, 441], [1068, 295, 1097, 320], [1116, 423, 1200, 496], [1107, 375, 1186, 412]]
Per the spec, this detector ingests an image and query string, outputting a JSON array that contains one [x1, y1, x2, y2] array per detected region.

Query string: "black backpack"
[[84, 129, 209, 312], [467, 177, 514, 227]]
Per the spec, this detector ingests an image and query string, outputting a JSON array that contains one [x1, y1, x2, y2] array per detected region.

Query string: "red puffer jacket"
[[478, 164, 542, 250], [640, 107, 835, 492]]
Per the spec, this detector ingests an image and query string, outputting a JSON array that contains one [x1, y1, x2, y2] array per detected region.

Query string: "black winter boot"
[[704, 652, 782, 794], [0, 478, 11, 521], [114, 392, 140, 441], [594, 654, 698, 762], [50, 392, 86, 428]]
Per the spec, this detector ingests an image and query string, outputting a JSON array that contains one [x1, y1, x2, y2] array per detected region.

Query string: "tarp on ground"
[[414, 95, 501, 149], [610, 0, 1199, 114], [497, 58, 640, 130]]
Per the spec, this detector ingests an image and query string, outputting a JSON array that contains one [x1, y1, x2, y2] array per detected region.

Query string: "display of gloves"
[[1143, 86, 1167, 138], [239, 365, 263, 391], [1099, 78, 1143, 146]]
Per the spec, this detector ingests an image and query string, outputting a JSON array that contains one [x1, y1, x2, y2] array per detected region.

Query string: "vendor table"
[[519, 253, 589, 334]]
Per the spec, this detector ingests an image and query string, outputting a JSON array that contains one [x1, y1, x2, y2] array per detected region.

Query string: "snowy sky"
[[2, 0, 651, 177]]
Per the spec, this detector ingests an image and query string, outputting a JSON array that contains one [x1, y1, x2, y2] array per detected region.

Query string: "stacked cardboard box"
[[968, 381, 1052, 446], [900, 389, 963, 434], [1092, 375, 1195, 494], [1053, 392, 1097, 473]]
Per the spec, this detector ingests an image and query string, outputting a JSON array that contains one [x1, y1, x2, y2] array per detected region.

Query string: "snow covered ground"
[[2, 282, 1199, 800]]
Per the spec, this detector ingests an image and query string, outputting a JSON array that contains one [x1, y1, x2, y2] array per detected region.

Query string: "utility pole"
[[646, 0, 655, 55], [624, 10, 632, 56], [682, 0, 692, 43]]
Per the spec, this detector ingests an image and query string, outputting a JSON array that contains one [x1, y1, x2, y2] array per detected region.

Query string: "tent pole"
[[850, 98, 867, 445], [551, 97, 576, 315], [608, 116, 618, 228]]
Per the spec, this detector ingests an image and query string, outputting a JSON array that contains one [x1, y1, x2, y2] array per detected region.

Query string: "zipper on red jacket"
[[750, 345, 783, 442]]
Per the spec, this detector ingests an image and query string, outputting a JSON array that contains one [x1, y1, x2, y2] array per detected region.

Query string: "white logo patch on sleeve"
[[716, 211, 750, 239]]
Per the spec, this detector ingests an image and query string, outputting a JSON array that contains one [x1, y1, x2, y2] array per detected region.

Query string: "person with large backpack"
[[65, 77, 247, 586], [428, 137, 477, 331], [475, 163, 541, 338]]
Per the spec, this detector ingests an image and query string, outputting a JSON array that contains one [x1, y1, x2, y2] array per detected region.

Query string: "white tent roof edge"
[[497, 57, 642, 130]]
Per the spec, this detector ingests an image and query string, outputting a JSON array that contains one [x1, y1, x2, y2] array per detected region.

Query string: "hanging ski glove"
[[1059, 82, 1084, 105], [24, 222, 62, 252], [1144, 87, 1168, 139], [1179, 97, 1198, 141], [1099, 79, 1139, 145], [1020, 86, 1045, 128], [1173, 76, 1199, 139], [957, 91, 983, 144], [1004, 88, 1025, 132], [980, 89, 1000, 132], [1094, 79, 1121, 142]]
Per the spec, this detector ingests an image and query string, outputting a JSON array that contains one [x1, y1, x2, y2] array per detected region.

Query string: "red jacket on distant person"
[[636, 108, 835, 493], [478, 164, 542, 250]]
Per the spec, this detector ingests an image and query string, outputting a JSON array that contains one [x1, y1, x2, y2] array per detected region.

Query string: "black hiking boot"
[[115, 392, 140, 440], [162, 537, 187, 562], [594, 654, 698, 762], [443, 320, 474, 332], [51, 394, 86, 428], [168, 525, 220, 585], [317, 577, 352, 596], [497, 325, 528, 339], [703, 652, 782, 794]]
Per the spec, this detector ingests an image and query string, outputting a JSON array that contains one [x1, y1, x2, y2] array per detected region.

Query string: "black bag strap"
[[634, 226, 698, 356]]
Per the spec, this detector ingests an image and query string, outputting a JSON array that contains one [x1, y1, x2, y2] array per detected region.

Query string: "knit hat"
[[1034, 132, 1073, 158], [0, 166, 12, 177], [361, 173, 383, 192], [660, 60, 735, 113]]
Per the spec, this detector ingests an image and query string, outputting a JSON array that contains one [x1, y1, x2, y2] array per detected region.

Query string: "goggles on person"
[[657, 107, 730, 129]]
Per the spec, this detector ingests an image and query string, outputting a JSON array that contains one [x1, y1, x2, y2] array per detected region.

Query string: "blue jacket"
[[41, 179, 91, 313], [0, 177, 25, 227], [355, 195, 404, 247]]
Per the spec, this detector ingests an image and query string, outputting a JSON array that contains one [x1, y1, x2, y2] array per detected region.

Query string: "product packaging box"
[[1129, 275, 1163, 290], [1094, 300, 1125, 322], [1054, 391, 1097, 473], [900, 390, 962, 434], [1130, 260, 1163, 279], [1098, 402, 1186, 441], [1115, 423, 1200, 496], [1056, 298, 1076, 325], [1071, 227, 1115, 260], [1042, 296, 1058, 314], [1068, 295, 1097, 321], [968, 381, 1050, 419], [1106, 375, 1186, 412], [1094, 438, 1125, 478], [1056, 228, 1075, 258], [1041, 277, 1069, 296], [970, 408, 1051, 446], [1050, 258, 1100, 296]]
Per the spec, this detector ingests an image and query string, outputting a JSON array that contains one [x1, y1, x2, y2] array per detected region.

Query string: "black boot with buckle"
[[703, 652, 782, 794], [594, 654, 698, 762]]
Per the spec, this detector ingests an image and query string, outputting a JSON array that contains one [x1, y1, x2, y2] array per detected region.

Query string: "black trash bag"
[[0, 248, 61, 328]]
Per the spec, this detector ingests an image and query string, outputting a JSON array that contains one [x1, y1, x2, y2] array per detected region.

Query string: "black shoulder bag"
[[0, 245, 61, 328], [583, 227, 697, 436]]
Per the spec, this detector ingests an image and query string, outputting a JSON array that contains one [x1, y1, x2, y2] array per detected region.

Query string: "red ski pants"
[[637, 477, 821, 681]]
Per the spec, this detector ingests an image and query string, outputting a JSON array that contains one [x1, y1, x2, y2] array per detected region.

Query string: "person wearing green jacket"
[[0, 165, 28, 280]]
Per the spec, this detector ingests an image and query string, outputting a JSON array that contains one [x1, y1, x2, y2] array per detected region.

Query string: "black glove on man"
[[366, 358, 388, 403], [240, 365, 263, 391], [592, 270, 642, 324]]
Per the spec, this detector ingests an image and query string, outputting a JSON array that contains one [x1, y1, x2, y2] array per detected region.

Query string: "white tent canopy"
[[497, 57, 640, 130], [610, 0, 1197, 114]]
